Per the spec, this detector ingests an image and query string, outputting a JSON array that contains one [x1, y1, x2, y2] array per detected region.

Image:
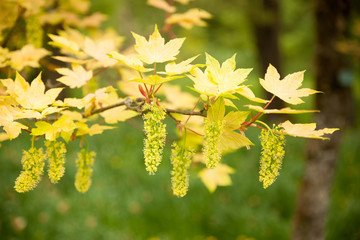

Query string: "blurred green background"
[[1, 0, 360, 239]]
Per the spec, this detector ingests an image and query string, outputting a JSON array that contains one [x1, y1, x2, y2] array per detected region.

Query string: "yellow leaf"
[[260, 64, 321, 105], [207, 97, 225, 122], [14, 72, 63, 110], [236, 86, 268, 103], [131, 74, 183, 85], [132, 25, 185, 64], [31, 116, 77, 141], [147, 0, 176, 13], [48, 34, 80, 53], [83, 37, 117, 67], [223, 111, 249, 130], [174, 0, 193, 4], [188, 53, 252, 98], [246, 105, 319, 114], [108, 51, 152, 72], [100, 106, 138, 124], [56, 64, 93, 88], [163, 55, 203, 75], [160, 84, 198, 110], [88, 124, 114, 136], [0, 105, 28, 139], [9, 44, 49, 71], [220, 129, 253, 152], [165, 8, 212, 29], [281, 120, 339, 140], [198, 163, 235, 193]]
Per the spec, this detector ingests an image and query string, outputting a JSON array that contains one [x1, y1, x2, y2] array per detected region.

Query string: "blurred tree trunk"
[[292, 0, 352, 240], [250, 0, 285, 114]]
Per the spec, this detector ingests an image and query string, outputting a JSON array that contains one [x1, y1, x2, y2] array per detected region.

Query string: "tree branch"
[[85, 97, 207, 118]]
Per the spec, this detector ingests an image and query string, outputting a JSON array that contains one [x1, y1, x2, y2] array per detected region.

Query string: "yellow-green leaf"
[[131, 75, 183, 85], [188, 53, 252, 98], [207, 97, 225, 122]]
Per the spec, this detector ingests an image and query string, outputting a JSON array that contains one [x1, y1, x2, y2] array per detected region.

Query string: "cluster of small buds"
[[170, 142, 194, 197], [259, 126, 286, 189], [25, 14, 43, 48], [14, 147, 46, 193], [75, 149, 96, 193], [203, 118, 224, 169], [142, 103, 166, 175], [45, 141, 67, 184]]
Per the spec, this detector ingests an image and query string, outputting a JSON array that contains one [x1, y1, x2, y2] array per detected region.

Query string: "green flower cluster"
[[45, 141, 67, 183], [142, 103, 166, 175], [259, 126, 286, 189], [203, 118, 224, 169], [75, 149, 96, 193], [170, 142, 193, 197], [14, 147, 46, 193]]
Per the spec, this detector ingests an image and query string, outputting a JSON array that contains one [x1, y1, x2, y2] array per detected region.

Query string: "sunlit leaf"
[[260, 64, 320, 105], [246, 105, 319, 114], [199, 163, 235, 193], [166, 8, 212, 29], [281, 120, 339, 140], [132, 25, 185, 64]]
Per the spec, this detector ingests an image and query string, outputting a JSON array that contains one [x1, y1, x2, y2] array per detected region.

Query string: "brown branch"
[[84, 97, 207, 118]]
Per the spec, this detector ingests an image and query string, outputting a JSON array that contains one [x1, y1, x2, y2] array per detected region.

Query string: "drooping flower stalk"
[[142, 103, 166, 174], [259, 126, 286, 188], [170, 142, 193, 197], [203, 118, 224, 169], [75, 149, 96, 193], [45, 140, 67, 184], [15, 147, 46, 193]]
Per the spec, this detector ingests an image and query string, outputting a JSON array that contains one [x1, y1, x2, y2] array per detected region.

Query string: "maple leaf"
[[220, 111, 253, 152], [83, 37, 117, 67], [13, 72, 63, 110], [108, 51, 152, 72], [48, 34, 80, 53], [260, 64, 320, 105], [132, 25, 185, 64], [31, 116, 77, 141], [56, 64, 93, 88], [246, 105, 319, 114], [281, 120, 339, 140], [0, 105, 27, 139], [9, 44, 50, 71], [160, 84, 198, 110], [162, 55, 204, 75], [188, 53, 252, 98], [147, 0, 176, 13], [131, 74, 183, 85], [198, 163, 235, 193], [165, 8, 212, 29]]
